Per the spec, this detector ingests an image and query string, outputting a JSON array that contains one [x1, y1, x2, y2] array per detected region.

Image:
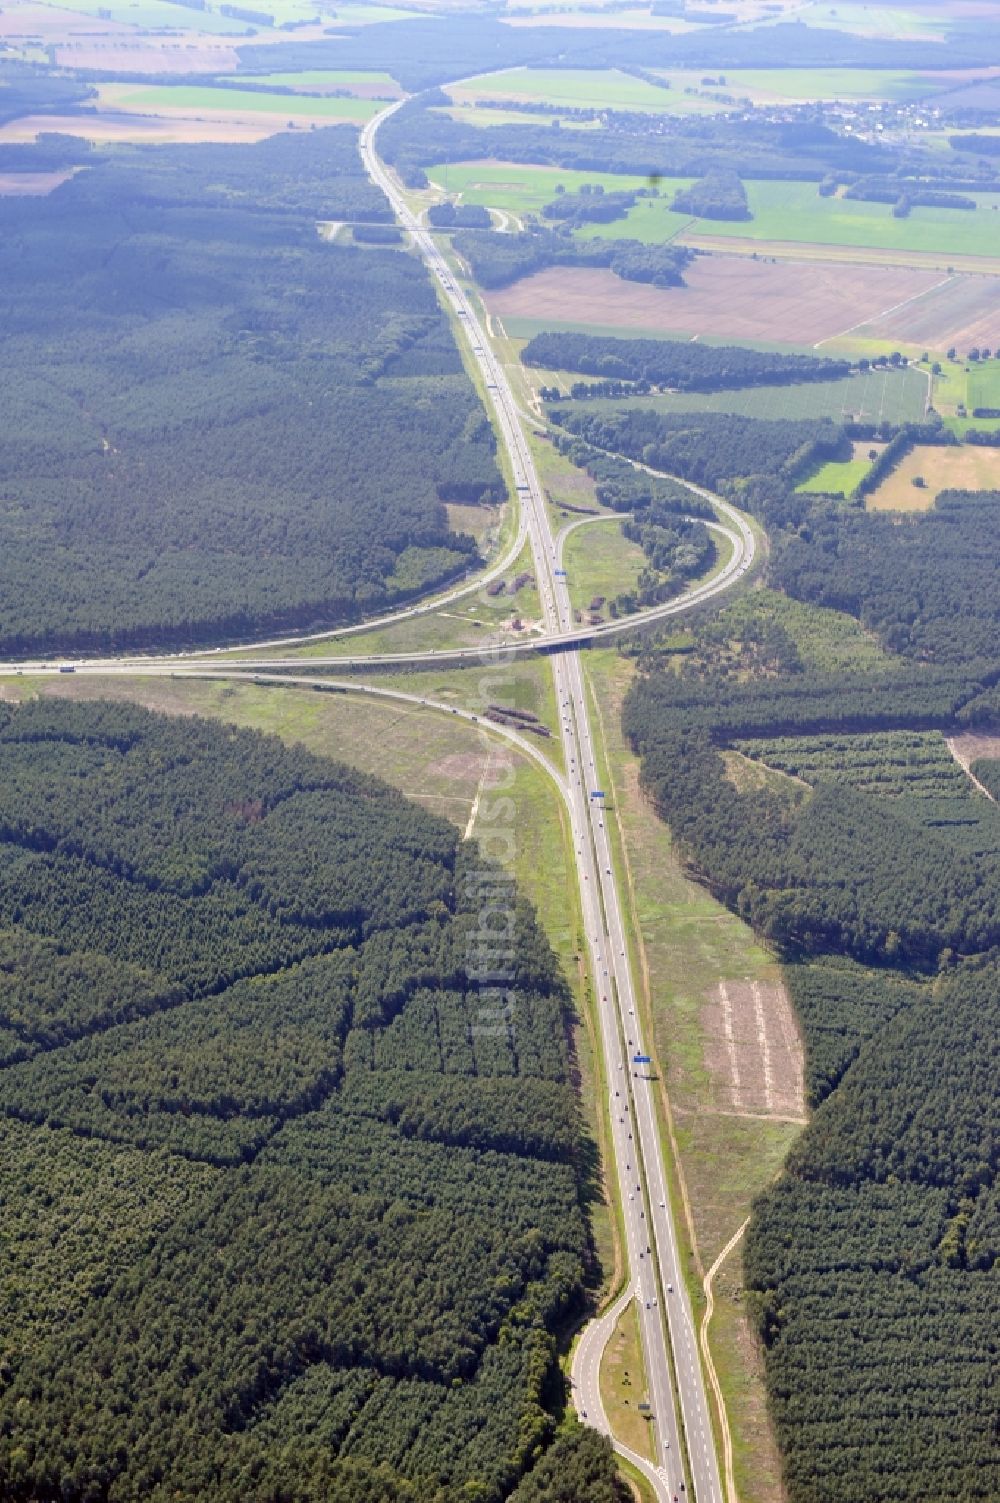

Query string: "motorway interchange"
[[0, 97, 756, 1503]]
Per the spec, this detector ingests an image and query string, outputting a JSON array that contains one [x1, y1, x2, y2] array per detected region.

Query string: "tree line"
[[452, 226, 691, 290], [525, 330, 850, 391]]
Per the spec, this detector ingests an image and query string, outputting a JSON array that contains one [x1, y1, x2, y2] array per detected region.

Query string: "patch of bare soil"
[[0, 171, 74, 196], [487, 256, 947, 345], [55, 40, 241, 73], [702, 979, 805, 1120]]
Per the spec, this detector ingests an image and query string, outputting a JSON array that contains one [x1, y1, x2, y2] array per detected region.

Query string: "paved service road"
[[359, 100, 728, 1503]]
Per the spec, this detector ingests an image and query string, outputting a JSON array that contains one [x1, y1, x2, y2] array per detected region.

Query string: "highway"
[[359, 100, 727, 1503]]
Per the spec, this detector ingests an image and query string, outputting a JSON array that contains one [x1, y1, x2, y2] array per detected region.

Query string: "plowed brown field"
[[487, 256, 984, 347]]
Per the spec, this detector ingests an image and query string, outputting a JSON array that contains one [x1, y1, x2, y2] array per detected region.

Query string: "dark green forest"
[[744, 972, 997, 1503], [0, 128, 501, 654], [0, 699, 618, 1503], [524, 332, 849, 392], [237, 17, 1000, 93]]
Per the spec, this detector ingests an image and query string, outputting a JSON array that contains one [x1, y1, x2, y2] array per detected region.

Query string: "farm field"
[[648, 64, 978, 104], [486, 257, 952, 348], [968, 360, 1000, 408], [555, 368, 926, 426], [797, 3, 958, 39], [426, 159, 686, 214], [852, 272, 1000, 353], [441, 105, 600, 129], [796, 441, 884, 498], [104, 84, 381, 122], [238, 69, 403, 96], [54, 37, 243, 72], [866, 442, 1000, 507], [448, 68, 685, 113], [0, 171, 75, 196], [51, 0, 248, 30], [0, 111, 280, 144], [580, 180, 1000, 262]]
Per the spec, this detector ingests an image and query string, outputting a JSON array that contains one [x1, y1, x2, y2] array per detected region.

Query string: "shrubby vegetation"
[[541, 186, 640, 225], [771, 490, 1000, 662], [0, 63, 93, 125], [526, 331, 849, 391], [0, 129, 500, 653], [427, 201, 492, 228], [452, 226, 690, 290], [0, 700, 617, 1502], [551, 431, 714, 519], [671, 168, 751, 220], [551, 406, 841, 494]]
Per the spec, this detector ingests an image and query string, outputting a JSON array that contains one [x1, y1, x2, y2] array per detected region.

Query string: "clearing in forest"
[[702, 979, 806, 1121], [867, 443, 1000, 508]]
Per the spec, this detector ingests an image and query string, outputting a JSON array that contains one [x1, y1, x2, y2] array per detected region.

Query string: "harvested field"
[[949, 730, 1000, 767], [867, 442, 1000, 508], [702, 980, 805, 1121], [54, 40, 241, 72], [487, 257, 949, 347], [856, 270, 1000, 351], [0, 111, 277, 145], [0, 170, 74, 196], [0, 3, 131, 34]]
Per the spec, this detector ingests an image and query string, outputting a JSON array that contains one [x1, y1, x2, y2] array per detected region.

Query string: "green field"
[[236, 69, 400, 93], [797, 450, 877, 497], [441, 105, 600, 130], [430, 160, 1000, 262], [449, 67, 680, 114], [968, 360, 1000, 409], [115, 85, 380, 120], [53, 0, 249, 31], [649, 65, 956, 104], [557, 367, 927, 426], [427, 160, 684, 215], [563, 519, 646, 615], [929, 358, 1000, 436], [325, 0, 431, 20], [580, 180, 1000, 259], [801, 5, 952, 40]]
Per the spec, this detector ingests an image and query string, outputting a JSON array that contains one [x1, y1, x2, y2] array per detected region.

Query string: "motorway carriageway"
[[360, 100, 727, 1503]]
